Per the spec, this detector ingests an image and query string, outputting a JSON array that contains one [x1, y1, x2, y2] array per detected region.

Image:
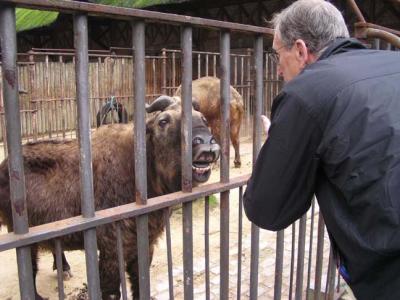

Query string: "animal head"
[[145, 95, 220, 189]]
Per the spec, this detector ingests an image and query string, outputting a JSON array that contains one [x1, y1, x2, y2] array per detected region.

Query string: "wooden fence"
[[0, 48, 282, 146]]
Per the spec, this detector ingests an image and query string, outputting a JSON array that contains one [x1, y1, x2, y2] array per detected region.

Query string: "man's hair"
[[272, 0, 349, 55]]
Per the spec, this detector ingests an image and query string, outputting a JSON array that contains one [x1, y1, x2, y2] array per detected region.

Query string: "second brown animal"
[[174, 76, 244, 168]]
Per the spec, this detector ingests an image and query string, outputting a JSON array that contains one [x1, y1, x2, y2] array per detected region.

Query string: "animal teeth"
[[192, 165, 211, 174]]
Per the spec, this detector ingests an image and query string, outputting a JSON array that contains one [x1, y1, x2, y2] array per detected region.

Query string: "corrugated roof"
[[16, 0, 190, 32]]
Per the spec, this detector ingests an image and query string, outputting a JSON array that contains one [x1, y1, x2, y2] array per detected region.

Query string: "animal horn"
[[145, 95, 176, 113]]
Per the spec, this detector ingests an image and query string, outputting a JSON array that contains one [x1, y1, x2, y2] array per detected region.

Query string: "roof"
[[16, 0, 191, 32]]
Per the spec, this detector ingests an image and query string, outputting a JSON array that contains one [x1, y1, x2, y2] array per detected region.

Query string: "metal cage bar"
[[181, 25, 194, 300], [73, 13, 102, 299], [219, 30, 231, 300], [0, 6, 36, 299], [132, 19, 151, 300]]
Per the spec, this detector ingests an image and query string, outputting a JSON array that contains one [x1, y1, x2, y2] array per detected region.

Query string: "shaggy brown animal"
[[174, 76, 244, 167], [0, 96, 220, 300]]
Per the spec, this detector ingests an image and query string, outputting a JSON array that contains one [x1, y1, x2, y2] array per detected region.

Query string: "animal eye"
[[158, 119, 169, 128]]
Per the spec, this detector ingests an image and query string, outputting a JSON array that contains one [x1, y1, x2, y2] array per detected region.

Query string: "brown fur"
[[174, 76, 244, 167], [0, 100, 219, 300]]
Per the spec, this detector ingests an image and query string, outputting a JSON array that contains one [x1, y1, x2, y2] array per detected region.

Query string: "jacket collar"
[[318, 38, 367, 61]]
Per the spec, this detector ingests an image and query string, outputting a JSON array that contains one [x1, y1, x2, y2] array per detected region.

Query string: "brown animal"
[[0, 95, 220, 300], [174, 76, 244, 168]]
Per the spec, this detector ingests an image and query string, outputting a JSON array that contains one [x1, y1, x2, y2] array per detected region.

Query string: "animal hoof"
[[234, 161, 241, 168], [63, 270, 73, 280]]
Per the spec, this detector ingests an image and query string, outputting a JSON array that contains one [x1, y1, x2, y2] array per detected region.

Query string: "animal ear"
[[192, 98, 200, 111], [146, 96, 176, 113]]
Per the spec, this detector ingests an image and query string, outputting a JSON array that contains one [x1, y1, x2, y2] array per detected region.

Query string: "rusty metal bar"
[[306, 198, 316, 300], [132, 19, 151, 300], [73, 13, 102, 299], [249, 34, 264, 300], [346, 0, 366, 23], [219, 30, 231, 300], [164, 208, 175, 300], [0, 5, 35, 299], [116, 223, 128, 300], [295, 214, 307, 300], [289, 222, 296, 300], [181, 25, 194, 300], [55, 239, 65, 300], [326, 248, 336, 300], [205, 195, 210, 300], [181, 25, 193, 193], [3, 0, 274, 35], [274, 230, 284, 300], [314, 212, 326, 300], [236, 187, 243, 300], [161, 49, 167, 94], [0, 175, 249, 252]]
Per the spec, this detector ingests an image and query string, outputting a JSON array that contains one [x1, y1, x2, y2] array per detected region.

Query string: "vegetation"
[[15, 0, 189, 32]]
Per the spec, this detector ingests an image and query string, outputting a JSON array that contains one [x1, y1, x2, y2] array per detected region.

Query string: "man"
[[243, 0, 400, 299]]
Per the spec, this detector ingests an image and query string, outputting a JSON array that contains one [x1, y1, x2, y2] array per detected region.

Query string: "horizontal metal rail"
[[1, 0, 274, 35], [0, 174, 249, 252]]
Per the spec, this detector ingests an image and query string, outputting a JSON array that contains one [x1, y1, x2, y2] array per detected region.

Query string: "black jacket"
[[243, 38, 400, 299]]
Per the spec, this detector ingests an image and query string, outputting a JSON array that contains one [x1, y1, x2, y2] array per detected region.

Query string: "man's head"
[[271, 0, 349, 82]]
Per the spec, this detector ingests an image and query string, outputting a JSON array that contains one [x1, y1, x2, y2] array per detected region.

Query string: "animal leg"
[[30, 245, 47, 300], [126, 244, 156, 300], [230, 122, 241, 168], [52, 251, 73, 280], [99, 247, 121, 300]]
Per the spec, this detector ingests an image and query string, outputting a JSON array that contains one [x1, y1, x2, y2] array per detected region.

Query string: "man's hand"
[[261, 115, 271, 136]]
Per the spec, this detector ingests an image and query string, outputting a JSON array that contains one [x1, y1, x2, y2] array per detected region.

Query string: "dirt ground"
[[0, 137, 258, 300]]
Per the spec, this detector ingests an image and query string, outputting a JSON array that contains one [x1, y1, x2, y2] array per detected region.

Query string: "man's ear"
[[294, 39, 309, 67]]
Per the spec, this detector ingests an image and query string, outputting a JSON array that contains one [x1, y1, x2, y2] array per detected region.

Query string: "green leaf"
[[16, 8, 59, 32]]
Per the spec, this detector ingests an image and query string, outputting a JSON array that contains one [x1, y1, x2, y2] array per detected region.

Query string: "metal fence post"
[[220, 29, 231, 300], [73, 13, 102, 299], [132, 19, 151, 300], [0, 4, 35, 299]]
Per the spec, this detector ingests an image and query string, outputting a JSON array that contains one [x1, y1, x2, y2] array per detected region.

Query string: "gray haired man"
[[243, 0, 400, 299]]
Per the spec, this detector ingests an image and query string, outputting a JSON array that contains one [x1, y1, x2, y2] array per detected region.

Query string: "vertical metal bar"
[[205, 195, 210, 300], [289, 223, 296, 300], [181, 26, 193, 194], [274, 230, 284, 300], [326, 248, 336, 300], [220, 30, 230, 300], [172, 52, 176, 89], [197, 53, 201, 78], [250, 35, 264, 300], [0, 5, 35, 299], [373, 38, 380, 50], [116, 223, 128, 300], [205, 54, 209, 76], [306, 198, 316, 300], [213, 54, 217, 76], [162, 49, 167, 95], [236, 187, 243, 300], [55, 239, 65, 300], [295, 214, 307, 300], [164, 208, 175, 300], [132, 20, 151, 300], [74, 13, 101, 299], [181, 25, 194, 300], [314, 212, 326, 300]]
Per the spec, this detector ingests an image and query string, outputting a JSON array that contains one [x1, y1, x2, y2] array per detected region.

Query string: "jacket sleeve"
[[243, 92, 321, 231]]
